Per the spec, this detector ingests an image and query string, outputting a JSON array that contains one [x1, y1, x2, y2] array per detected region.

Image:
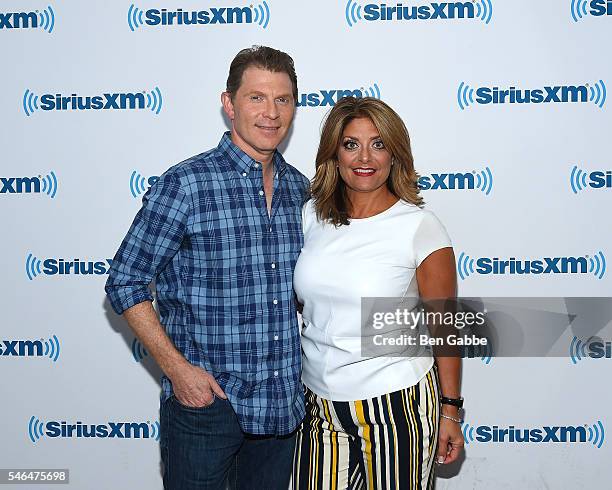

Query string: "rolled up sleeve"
[[105, 171, 190, 314]]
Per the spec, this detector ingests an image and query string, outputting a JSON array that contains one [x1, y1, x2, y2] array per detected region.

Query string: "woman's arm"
[[416, 247, 464, 465]]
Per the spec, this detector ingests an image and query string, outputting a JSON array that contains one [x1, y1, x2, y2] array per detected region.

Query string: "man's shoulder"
[[163, 147, 221, 181]]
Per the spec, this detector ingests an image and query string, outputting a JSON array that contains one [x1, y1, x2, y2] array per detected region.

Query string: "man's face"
[[222, 66, 295, 162]]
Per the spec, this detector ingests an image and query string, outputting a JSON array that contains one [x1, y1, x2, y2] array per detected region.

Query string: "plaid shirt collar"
[[216, 131, 288, 177]]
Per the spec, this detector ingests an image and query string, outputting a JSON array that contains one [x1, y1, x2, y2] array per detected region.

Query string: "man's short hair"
[[226, 46, 298, 104]]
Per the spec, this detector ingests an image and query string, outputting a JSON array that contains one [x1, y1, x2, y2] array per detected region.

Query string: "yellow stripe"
[[385, 393, 399, 489], [321, 398, 338, 490], [355, 400, 375, 490]]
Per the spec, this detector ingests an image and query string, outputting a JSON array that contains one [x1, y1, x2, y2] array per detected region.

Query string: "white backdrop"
[[1, 0, 611, 488]]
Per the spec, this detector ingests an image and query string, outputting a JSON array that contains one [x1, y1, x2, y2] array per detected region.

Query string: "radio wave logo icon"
[[132, 338, 149, 362], [129, 171, 159, 198], [345, 0, 363, 26], [588, 80, 607, 108], [588, 420, 606, 448], [569, 336, 598, 364], [26, 253, 43, 281], [363, 83, 381, 99], [23, 89, 39, 116], [588, 251, 607, 279], [40, 170, 58, 198], [571, 0, 589, 21], [28, 416, 45, 443], [37, 5, 55, 32], [44, 335, 61, 362], [475, 167, 493, 195], [150, 420, 161, 441], [127, 4, 144, 30], [145, 87, 163, 114], [457, 82, 475, 110], [462, 422, 475, 444], [457, 252, 475, 280], [252, 1, 271, 28], [462, 341, 492, 364], [474, 0, 493, 23], [570, 165, 589, 193]]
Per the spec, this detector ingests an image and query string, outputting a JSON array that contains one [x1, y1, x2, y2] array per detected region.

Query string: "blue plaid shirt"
[[106, 132, 308, 435]]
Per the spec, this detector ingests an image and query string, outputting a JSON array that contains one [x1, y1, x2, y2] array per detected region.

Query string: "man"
[[105, 46, 309, 490]]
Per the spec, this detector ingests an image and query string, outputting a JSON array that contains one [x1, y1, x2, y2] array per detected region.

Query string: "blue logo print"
[[28, 417, 160, 443], [26, 254, 113, 280], [23, 87, 163, 116], [457, 80, 606, 109], [570, 336, 612, 363], [0, 5, 55, 32], [345, 0, 492, 26], [418, 167, 493, 195], [297, 83, 381, 107], [1, 171, 58, 198], [570, 166, 612, 193], [130, 171, 160, 198], [462, 421, 605, 447], [571, 0, 612, 21], [457, 251, 607, 280], [132, 338, 149, 363], [461, 342, 492, 364], [128, 2, 270, 30], [0, 336, 60, 362]]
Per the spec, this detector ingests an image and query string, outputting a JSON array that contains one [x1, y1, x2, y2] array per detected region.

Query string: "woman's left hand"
[[436, 417, 464, 465]]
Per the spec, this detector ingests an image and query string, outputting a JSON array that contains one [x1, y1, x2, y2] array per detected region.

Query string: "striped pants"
[[292, 367, 440, 490]]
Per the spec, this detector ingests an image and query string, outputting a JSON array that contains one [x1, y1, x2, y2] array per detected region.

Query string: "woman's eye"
[[372, 140, 385, 150], [343, 140, 358, 150]]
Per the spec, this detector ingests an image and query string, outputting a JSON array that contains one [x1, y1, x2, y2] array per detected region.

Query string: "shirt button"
[[273, 371, 279, 377], [271, 262, 276, 269], [259, 190, 264, 196], [254, 163, 260, 168], [273, 299, 278, 305], [242, 172, 247, 177], [274, 335, 279, 341], [269, 226, 272, 232]]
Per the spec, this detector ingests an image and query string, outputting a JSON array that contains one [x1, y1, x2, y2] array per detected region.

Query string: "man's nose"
[[263, 99, 280, 119]]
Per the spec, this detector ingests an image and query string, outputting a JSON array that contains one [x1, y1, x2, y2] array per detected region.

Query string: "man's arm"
[[106, 171, 225, 407], [122, 301, 226, 406]]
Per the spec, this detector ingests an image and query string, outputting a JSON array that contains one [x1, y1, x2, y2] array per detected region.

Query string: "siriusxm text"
[[38, 93, 147, 111], [476, 85, 588, 105], [1, 177, 42, 194], [45, 421, 153, 439], [362, 2, 476, 21], [143, 7, 252, 25], [39, 259, 112, 275], [418, 173, 476, 190], [0, 340, 43, 357], [474, 425, 589, 443], [0, 11, 37, 29], [476, 257, 589, 275]]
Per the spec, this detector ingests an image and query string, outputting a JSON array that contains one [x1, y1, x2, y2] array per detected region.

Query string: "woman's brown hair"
[[311, 96, 423, 226]]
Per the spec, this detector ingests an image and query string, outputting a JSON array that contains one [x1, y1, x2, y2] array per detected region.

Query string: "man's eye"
[[250, 95, 263, 101], [277, 97, 288, 104]]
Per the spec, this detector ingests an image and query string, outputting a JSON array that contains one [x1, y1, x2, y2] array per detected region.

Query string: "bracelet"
[[440, 396, 464, 408], [440, 413, 463, 424]]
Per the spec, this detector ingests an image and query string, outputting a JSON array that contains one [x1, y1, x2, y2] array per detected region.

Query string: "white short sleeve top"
[[293, 199, 452, 401]]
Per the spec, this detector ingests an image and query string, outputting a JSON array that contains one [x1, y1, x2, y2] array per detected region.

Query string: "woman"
[[292, 97, 464, 489]]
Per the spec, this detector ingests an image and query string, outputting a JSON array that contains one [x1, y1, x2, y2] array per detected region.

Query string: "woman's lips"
[[352, 168, 376, 177]]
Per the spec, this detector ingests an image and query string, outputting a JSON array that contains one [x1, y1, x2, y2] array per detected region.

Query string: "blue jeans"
[[160, 394, 296, 490]]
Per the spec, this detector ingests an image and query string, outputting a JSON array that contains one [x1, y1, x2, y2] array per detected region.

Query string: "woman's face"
[[336, 117, 392, 195]]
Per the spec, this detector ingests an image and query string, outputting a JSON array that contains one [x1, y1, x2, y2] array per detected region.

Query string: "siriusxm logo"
[[345, 0, 492, 26], [23, 87, 163, 116], [132, 338, 149, 362], [130, 171, 159, 198], [1, 171, 58, 198], [26, 254, 113, 280], [0, 336, 60, 362], [0, 5, 55, 32], [418, 167, 493, 195], [297, 83, 381, 108], [462, 421, 605, 448], [128, 2, 270, 30], [457, 80, 607, 109], [570, 166, 612, 193], [571, 0, 612, 21], [457, 251, 607, 280], [570, 336, 612, 363], [460, 342, 492, 364], [28, 417, 160, 443]]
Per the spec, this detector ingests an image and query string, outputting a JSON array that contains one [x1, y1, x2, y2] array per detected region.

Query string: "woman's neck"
[[346, 188, 398, 219]]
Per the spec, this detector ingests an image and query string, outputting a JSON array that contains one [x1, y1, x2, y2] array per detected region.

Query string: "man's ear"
[[221, 92, 235, 120]]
